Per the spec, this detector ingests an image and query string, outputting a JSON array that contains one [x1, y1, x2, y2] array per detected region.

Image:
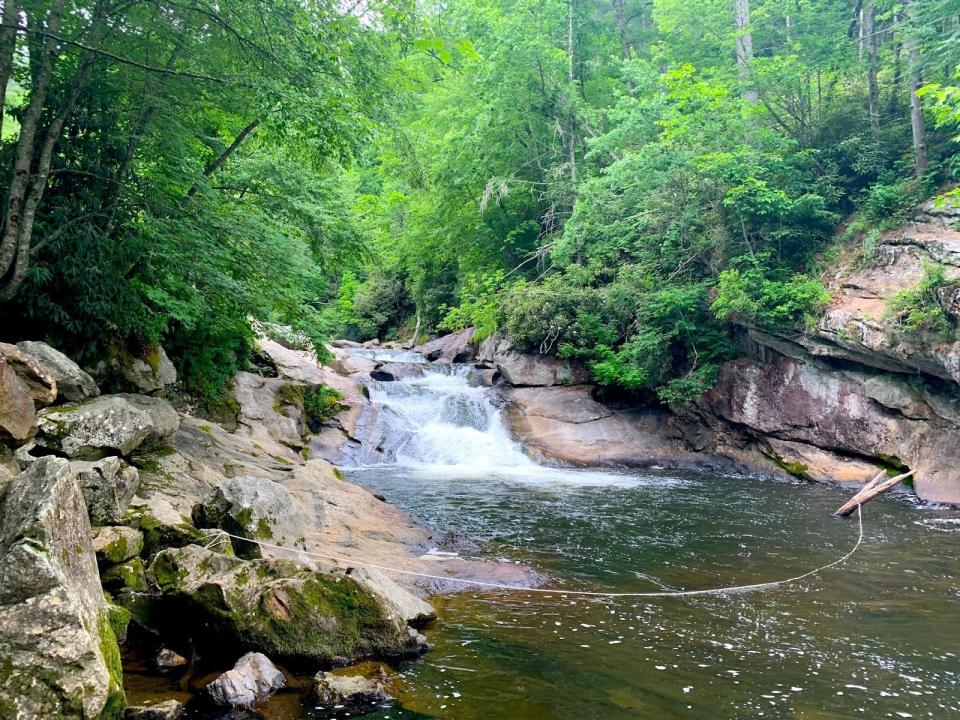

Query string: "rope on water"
[[206, 504, 864, 599]]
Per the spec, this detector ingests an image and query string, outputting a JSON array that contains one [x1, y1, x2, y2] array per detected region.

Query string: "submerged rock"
[[155, 647, 189, 670], [149, 544, 425, 663], [0, 457, 124, 719], [17, 340, 100, 402], [124, 699, 185, 719], [205, 652, 285, 708], [311, 667, 392, 709]]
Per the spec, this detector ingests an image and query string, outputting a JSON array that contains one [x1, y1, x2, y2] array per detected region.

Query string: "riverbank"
[[0, 338, 537, 719]]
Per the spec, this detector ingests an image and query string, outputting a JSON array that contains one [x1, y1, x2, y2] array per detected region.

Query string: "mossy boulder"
[[93, 526, 144, 566], [0, 457, 124, 719], [102, 558, 148, 594], [147, 545, 426, 664]]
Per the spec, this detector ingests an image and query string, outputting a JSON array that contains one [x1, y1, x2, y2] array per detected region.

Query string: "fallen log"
[[833, 470, 915, 517]]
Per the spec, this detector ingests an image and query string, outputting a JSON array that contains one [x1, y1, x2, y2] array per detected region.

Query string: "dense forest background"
[[2, 0, 960, 405]]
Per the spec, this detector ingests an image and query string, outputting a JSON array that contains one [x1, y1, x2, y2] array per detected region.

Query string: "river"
[[142, 352, 960, 720], [307, 352, 960, 720]]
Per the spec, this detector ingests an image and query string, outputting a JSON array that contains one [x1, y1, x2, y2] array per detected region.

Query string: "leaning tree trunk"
[[905, 0, 928, 177]]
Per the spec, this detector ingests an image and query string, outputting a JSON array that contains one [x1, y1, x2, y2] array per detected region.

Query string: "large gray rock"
[[206, 652, 285, 708], [36, 394, 177, 459], [149, 544, 425, 663], [0, 457, 124, 719], [192, 475, 304, 557], [232, 372, 305, 451], [415, 327, 476, 363], [114, 345, 177, 395], [504, 385, 708, 469], [17, 340, 99, 402], [702, 348, 960, 504], [479, 333, 588, 386], [73, 456, 141, 524]]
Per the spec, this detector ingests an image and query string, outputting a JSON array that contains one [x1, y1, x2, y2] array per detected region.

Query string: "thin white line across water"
[[206, 505, 865, 598]]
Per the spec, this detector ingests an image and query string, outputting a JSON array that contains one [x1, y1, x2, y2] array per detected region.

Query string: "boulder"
[[74, 456, 141, 524], [0, 444, 18, 485], [0, 350, 40, 442], [415, 328, 476, 363], [155, 647, 188, 670], [17, 340, 99, 402], [93, 525, 144, 566], [232, 372, 305, 451], [124, 700, 185, 720], [347, 567, 436, 628], [205, 652, 285, 708], [504, 385, 706, 468], [311, 668, 391, 708], [192, 475, 303, 557], [0, 457, 124, 719], [112, 345, 178, 395], [478, 333, 588, 386], [114, 394, 181, 447], [149, 544, 425, 663], [0, 341, 58, 408], [36, 395, 175, 459]]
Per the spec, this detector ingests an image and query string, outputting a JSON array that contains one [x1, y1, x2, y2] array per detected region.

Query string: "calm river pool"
[[276, 465, 960, 720]]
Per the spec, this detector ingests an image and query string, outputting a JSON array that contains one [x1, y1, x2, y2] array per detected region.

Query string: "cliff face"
[[692, 199, 960, 504]]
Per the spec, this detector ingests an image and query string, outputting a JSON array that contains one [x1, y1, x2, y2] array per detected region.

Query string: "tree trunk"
[[0, 0, 66, 281], [865, 0, 880, 136], [0, 0, 20, 140], [567, 0, 577, 188], [613, 0, 630, 61], [734, 0, 758, 103], [906, 0, 927, 176]]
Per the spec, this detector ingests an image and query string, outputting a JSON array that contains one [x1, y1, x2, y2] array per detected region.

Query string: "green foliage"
[[439, 270, 506, 342], [303, 386, 347, 426], [712, 261, 831, 329], [886, 263, 957, 335]]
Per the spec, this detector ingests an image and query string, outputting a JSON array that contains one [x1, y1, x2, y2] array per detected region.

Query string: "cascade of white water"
[[354, 350, 533, 469]]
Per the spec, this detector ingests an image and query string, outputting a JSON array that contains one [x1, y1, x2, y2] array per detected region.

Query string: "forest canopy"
[[2, 0, 960, 403]]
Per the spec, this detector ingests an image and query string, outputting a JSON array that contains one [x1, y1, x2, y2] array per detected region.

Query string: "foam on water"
[[353, 351, 651, 487]]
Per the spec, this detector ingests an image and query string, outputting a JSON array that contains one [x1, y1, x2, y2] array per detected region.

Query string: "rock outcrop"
[[478, 332, 588, 386], [0, 457, 125, 719]]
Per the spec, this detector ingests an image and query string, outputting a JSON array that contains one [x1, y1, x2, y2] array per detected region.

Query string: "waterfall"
[[357, 354, 534, 469]]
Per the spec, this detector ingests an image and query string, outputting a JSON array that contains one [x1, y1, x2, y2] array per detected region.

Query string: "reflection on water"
[[326, 466, 960, 720]]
